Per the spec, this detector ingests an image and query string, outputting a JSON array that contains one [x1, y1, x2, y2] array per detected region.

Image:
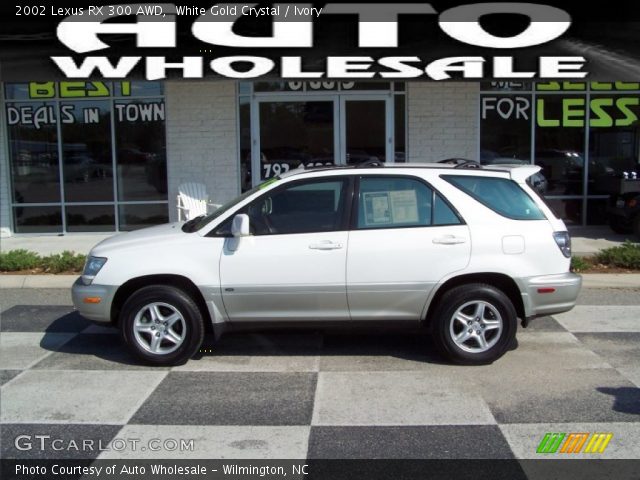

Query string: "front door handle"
[[309, 240, 343, 250], [432, 235, 467, 245]]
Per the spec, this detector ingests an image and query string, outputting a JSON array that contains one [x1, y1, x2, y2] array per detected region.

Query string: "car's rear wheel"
[[633, 214, 640, 241], [432, 283, 517, 365], [120, 285, 204, 366]]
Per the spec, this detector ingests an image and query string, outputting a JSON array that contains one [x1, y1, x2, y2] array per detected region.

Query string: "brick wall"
[[0, 92, 11, 238], [165, 80, 239, 222], [407, 82, 479, 163]]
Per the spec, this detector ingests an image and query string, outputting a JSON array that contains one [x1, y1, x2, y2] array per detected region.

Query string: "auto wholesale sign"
[[2, 2, 639, 82], [47, 2, 587, 81]]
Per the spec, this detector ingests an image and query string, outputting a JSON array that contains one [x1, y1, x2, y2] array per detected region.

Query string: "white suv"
[[72, 163, 581, 366]]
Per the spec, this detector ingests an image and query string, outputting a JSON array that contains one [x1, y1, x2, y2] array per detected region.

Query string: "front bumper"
[[71, 278, 117, 323], [516, 272, 582, 320]]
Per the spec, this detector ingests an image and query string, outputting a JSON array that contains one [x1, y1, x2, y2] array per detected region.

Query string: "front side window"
[[246, 178, 348, 235], [356, 176, 461, 229], [443, 175, 546, 220]]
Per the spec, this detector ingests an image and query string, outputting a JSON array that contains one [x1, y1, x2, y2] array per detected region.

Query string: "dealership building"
[[1, 79, 639, 236]]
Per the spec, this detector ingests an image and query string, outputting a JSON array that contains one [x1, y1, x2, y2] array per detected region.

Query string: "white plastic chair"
[[176, 183, 220, 221]]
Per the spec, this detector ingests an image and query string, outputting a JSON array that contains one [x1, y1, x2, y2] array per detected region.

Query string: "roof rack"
[[355, 159, 385, 168], [454, 161, 481, 169], [438, 158, 482, 169]]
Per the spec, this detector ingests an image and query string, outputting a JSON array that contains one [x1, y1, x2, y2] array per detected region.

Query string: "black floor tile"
[[1, 306, 89, 333], [130, 372, 317, 425], [308, 425, 515, 459]]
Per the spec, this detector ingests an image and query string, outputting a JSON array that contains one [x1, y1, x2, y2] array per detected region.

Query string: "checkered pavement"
[[1, 298, 639, 460]]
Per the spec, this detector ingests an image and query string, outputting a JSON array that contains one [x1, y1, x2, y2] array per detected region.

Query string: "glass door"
[[340, 96, 393, 165], [251, 94, 395, 187], [254, 97, 338, 184]]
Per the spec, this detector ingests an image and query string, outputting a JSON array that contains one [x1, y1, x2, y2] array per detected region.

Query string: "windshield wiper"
[[181, 215, 205, 233]]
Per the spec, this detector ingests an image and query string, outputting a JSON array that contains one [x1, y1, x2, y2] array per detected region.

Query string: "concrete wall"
[[407, 82, 479, 163], [165, 80, 239, 222], [0, 92, 12, 238]]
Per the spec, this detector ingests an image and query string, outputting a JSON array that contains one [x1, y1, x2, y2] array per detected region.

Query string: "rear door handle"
[[309, 240, 343, 250], [432, 235, 467, 245]]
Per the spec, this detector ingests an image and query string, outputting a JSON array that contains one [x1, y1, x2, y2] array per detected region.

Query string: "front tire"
[[431, 283, 517, 365], [120, 285, 204, 366]]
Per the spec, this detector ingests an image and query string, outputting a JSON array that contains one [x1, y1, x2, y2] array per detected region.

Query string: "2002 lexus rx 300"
[[72, 163, 581, 366]]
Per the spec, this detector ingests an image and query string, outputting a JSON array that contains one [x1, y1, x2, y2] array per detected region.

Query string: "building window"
[[535, 94, 586, 198], [4, 81, 168, 233], [480, 82, 640, 226], [480, 94, 532, 164]]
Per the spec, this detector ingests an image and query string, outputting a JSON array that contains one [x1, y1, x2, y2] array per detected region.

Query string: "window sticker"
[[362, 189, 419, 226], [389, 190, 419, 224], [363, 192, 392, 226]]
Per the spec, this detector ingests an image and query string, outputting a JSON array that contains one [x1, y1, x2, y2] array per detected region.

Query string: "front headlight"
[[81, 256, 107, 285]]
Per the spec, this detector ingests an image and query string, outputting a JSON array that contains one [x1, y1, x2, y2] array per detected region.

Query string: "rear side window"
[[356, 176, 462, 229], [443, 175, 546, 221]]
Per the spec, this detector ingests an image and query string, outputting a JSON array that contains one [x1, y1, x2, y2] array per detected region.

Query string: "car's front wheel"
[[432, 283, 517, 365], [120, 285, 204, 366]]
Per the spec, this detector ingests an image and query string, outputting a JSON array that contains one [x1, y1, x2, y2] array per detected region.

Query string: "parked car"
[[608, 191, 640, 239], [72, 163, 581, 366]]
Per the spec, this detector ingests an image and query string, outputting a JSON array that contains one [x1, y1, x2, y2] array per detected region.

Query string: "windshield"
[[183, 177, 280, 233]]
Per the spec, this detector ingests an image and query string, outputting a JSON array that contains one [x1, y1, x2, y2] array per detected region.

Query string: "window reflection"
[[66, 205, 115, 232], [13, 206, 62, 233], [239, 98, 252, 192], [115, 99, 167, 201], [535, 95, 585, 196], [6, 82, 168, 233], [119, 204, 169, 231], [61, 101, 113, 202], [7, 102, 60, 203], [345, 100, 386, 165], [259, 102, 334, 180], [588, 95, 640, 195], [480, 94, 532, 164]]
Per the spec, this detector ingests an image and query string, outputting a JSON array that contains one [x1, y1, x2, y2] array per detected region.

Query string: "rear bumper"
[[516, 272, 582, 320], [71, 277, 117, 323]]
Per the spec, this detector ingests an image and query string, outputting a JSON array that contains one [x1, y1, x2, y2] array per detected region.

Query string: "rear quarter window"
[[442, 175, 546, 221]]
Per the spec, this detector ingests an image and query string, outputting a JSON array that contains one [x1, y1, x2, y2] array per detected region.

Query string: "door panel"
[[220, 232, 349, 321], [346, 175, 471, 320], [219, 177, 351, 322], [346, 226, 471, 320]]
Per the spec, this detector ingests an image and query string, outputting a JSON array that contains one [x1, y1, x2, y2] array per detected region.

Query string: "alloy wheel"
[[132, 302, 186, 355], [449, 300, 503, 353]]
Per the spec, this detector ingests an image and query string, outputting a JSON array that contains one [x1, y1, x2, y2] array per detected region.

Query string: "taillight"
[[553, 231, 571, 258]]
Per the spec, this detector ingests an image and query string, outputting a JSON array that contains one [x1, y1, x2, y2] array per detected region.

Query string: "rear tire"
[[431, 283, 517, 365], [634, 214, 640, 241], [120, 285, 204, 366]]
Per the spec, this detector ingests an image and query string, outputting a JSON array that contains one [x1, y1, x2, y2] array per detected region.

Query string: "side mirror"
[[231, 214, 250, 237]]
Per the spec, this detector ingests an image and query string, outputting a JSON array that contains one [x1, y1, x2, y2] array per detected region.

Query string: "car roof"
[[279, 162, 541, 183]]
